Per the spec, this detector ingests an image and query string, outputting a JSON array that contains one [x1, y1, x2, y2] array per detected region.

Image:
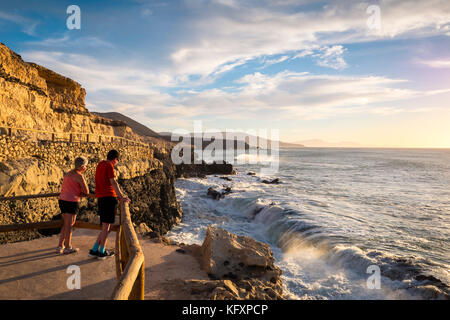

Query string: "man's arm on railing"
[[110, 178, 130, 203]]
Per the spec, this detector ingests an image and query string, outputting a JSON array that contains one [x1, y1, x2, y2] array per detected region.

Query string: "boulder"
[[200, 226, 281, 283], [135, 222, 152, 235], [176, 226, 284, 300], [0, 158, 62, 197]]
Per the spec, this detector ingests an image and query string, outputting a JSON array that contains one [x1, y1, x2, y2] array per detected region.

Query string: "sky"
[[1, 0, 449, 147]]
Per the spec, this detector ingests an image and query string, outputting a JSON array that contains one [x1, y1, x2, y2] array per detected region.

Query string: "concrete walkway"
[[0, 229, 208, 299]]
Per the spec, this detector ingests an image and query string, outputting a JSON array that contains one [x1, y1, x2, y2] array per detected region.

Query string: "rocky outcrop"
[[176, 162, 234, 178], [0, 43, 140, 141], [179, 226, 284, 300]]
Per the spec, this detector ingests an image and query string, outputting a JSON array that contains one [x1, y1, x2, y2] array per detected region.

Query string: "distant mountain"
[[294, 139, 361, 148], [94, 112, 161, 138], [159, 131, 304, 149]]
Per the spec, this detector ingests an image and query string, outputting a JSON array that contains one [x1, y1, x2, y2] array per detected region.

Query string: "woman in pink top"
[[57, 156, 90, 254]]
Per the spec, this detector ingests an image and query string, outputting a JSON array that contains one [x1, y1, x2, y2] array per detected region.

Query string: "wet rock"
[[207, 186, 232, 200], [222, 186, 232, 195], [247, 172, 256, 176], [261, 178, 280, 184], [207, 187, 224, 200]]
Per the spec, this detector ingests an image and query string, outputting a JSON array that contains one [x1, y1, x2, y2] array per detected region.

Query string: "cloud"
[[168, 0, 450, 77], [259, 55, 290, 69], [313, 45, 347, 69], [21, 49, 450, 130], [26, 35, 114, 48], [173, 71, 449, 122], [419, 59, 450, 68], [0, 10, 39, 36]]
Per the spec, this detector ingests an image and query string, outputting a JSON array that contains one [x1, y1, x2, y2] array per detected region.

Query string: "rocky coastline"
[[0, 42, 283, 300]]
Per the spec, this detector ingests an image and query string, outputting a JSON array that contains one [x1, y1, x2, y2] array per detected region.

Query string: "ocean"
[[166, 148, 450, 299]]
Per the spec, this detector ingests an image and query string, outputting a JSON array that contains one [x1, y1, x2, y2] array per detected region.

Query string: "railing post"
[[69, 133, 73, 142], [8, 127, 12, 137], [129, 260, 145, 300], [115, 220, 123, 279], [52, 133, 55, 141]]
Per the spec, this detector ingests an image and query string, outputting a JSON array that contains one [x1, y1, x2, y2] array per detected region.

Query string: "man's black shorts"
[[98, 197, 118, 224], [59, 200, 79, 215]]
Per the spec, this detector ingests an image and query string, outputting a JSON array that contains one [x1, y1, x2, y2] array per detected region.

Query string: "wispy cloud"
[[25, 34, 114, 48], [0, 10, 39, 36], [419, 59, 450, 68]]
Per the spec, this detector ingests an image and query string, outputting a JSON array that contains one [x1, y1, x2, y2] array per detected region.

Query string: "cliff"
[[0, 43, 139, 139], [0, 43, 181, 243]]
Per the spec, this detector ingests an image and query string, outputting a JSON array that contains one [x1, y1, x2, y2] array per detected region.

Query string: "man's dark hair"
[[107, 149, 119, 161]]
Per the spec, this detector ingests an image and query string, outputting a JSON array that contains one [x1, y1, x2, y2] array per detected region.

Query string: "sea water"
[[167, 148, 450, 299]]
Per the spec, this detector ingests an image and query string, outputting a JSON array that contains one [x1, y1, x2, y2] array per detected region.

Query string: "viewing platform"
[[0, 228, 209, 300], [0, 196, 208, 300]]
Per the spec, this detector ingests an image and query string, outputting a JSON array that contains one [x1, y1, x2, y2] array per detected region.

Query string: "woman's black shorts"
[[58, 200, 79, 215], [98, 197, 118, 224]]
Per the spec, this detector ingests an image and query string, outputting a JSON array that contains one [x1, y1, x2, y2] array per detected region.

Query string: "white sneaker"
[[63, 247, 80, 254]]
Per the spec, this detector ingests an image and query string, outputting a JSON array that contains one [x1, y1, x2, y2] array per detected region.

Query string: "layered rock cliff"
[[0, 43, 181, 243], [0, 43, 138, 138]]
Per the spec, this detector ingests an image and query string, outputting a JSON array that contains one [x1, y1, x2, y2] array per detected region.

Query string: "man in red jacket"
[[89, 149, 130, 259]]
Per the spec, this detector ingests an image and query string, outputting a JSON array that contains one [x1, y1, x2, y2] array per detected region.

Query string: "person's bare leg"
[[99, 223, 111, 247], [63, 214, 72, 248], [58, 217, 66, 248], [66, 214, 76, 248], [95, 232, 102, 244]]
